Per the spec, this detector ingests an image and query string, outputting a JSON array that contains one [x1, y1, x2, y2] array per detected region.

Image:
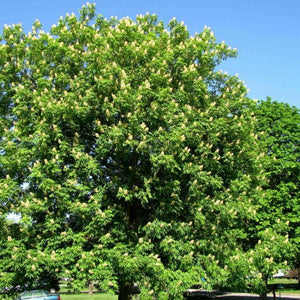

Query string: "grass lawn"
[[269, 278, 298, 284], [268, 278, 300, 295], [61, 294, 117, 300], [0, 293, 118, 300]]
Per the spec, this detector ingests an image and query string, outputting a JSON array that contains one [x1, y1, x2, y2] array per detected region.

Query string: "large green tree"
[[253, 98, 300, 278], [0, 4, 286, 299]]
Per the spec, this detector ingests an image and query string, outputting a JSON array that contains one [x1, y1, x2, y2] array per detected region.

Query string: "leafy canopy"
[[0, 3, 287, 299], [254, 99, 300, 264]]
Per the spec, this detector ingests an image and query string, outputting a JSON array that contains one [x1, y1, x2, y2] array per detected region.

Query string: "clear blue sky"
[[1, 0, 299, 108]]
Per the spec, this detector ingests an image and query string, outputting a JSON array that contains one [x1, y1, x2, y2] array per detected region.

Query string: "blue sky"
[[1, 0, 299, 108]]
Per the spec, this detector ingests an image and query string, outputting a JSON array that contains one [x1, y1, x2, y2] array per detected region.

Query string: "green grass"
[[58, 284, 118, 299], [61, 294, 117, 300], [268, 278, 298, 284], [267, 278, 300, 295], [0, 293, 118, 300]]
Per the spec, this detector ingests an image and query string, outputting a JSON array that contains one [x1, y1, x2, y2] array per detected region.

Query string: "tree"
[[0, 3, 276, 299], [253, 98, 300, 282]]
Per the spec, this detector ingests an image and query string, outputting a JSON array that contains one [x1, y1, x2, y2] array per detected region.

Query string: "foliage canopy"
[[253, 99, 300, 275], [0, 3, 291, 299]]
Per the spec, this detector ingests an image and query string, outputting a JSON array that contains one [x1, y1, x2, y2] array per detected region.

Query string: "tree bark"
[[88, 282, 94, 295], [259, 292, 268, 300], [259, 276, 268, 300]]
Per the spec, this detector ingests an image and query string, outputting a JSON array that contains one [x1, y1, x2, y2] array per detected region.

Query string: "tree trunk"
[[259, 292, 268, 300], [259, 276, 268, 300], [88, 282, 94, 295], [118, 281, 134, 300]]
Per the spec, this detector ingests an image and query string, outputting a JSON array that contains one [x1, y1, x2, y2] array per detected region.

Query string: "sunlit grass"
[[61, 294, 117, 300], [269, 278, 298, 284], [0, 293, 118, 300], [267, 277, 300, 295]]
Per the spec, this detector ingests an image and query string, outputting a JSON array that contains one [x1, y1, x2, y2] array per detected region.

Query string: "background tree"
[[253, 98, 300, 283], [0, 4, 285, 299]]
